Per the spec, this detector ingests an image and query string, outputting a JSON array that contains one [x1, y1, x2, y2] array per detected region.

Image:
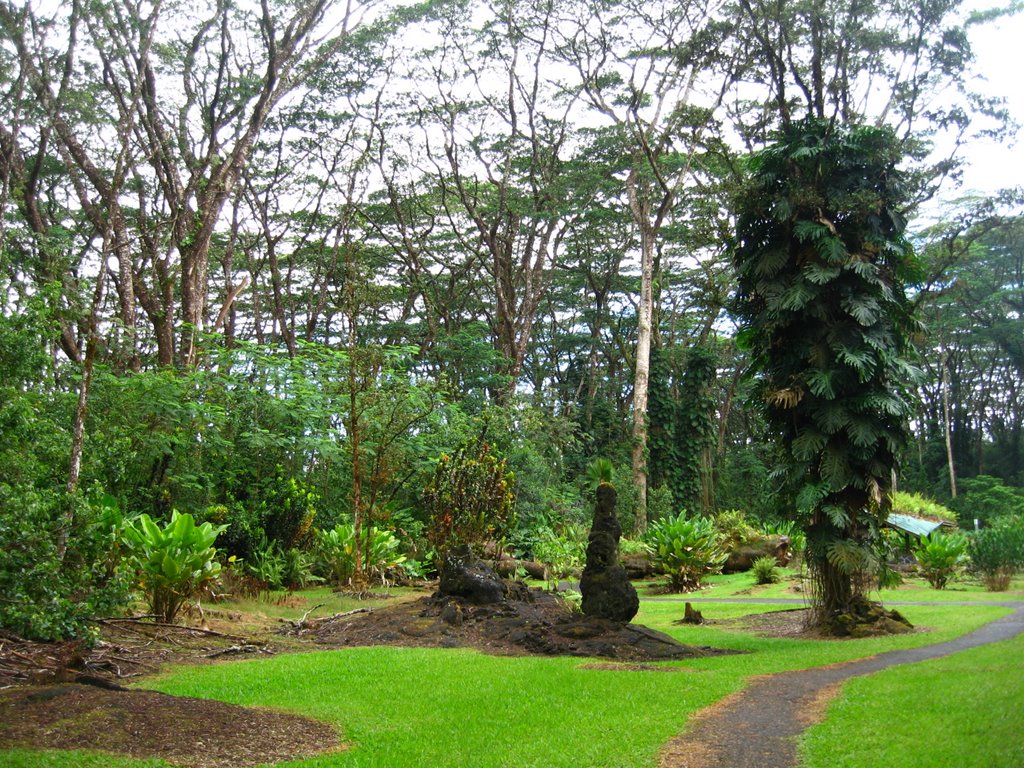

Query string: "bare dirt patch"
[[0, 683, 343, 768], [577, 662, 691, 672]]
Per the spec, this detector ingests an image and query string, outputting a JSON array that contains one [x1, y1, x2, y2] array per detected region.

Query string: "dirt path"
[[658, 600, 1024, 768]]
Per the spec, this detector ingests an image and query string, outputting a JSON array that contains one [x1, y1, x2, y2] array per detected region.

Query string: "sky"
[[955, 8, 1024, 198]]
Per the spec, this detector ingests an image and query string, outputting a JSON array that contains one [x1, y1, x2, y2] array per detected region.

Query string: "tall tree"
[[733, 118, 920, 628], [555, 0, 737, 530], [728, 0, 1010, 193], [395, 0, 586, 400], [0, 0, 367, 367]]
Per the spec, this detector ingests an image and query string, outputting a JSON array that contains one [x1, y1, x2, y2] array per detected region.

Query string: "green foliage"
[[714, 509, 762, 549], [914, 532, 968, 589], [281, 547, 322, 590], [967, 519, 1024, 591], [315, 524, 406, 587], [0, 487, 132, 642], [256, 472, 318, 551], [242, 538, 287, 593], [648, 344, 720, 514], [733, 118, 919, 618], [891, 492, 956, 523], [647, 513, 728, 591], [84, 342, 446, 559], [122, 511, 227, 623], [585, 458, 616, 490], [619, 537, 653, 556], [530, 523, 587, 578], [761, 518, 807, 553], [949, 476, 1024, 528], [424, 434, 516, 562], [752, 555, 781, 584]]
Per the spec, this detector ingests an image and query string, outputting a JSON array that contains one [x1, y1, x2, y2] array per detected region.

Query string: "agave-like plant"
[[585, 458, 616, 490], [647, 513, 727, 591]]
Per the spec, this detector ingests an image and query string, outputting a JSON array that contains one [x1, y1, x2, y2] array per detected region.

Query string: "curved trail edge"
[[657, 600, 1024, 768]]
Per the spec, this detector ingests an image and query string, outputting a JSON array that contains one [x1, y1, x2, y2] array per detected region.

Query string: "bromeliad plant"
[[122, 511, 227, 623], [647, 513, 727, 591]]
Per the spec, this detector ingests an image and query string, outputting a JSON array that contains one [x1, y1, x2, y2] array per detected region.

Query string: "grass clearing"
[[142, 647, 728, 768], [1, 579, 1020, 768], [800, 632, 1024, 768]]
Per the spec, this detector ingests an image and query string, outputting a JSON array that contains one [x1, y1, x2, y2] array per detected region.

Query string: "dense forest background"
[[2, 0, 1023, 634]]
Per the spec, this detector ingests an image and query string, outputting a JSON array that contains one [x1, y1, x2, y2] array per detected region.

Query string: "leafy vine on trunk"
[[733, 118, 920, 628]]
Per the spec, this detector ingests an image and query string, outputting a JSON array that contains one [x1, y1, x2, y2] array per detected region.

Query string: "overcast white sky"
[[955, 8, 1024, 197]]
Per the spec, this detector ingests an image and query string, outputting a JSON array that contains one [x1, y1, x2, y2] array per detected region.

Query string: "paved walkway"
[[656, 599, 1024, 768]]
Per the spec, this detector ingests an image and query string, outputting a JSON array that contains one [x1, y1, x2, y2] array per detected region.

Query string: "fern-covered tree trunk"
[[733, 118, 919, 629]]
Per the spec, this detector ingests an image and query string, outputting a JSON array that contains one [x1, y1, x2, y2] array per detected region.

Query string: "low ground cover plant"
[[752, 555, 781, 584]]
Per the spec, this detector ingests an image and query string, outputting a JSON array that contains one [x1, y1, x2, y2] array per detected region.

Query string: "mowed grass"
[[2, 574, 1021, 768], [800, 632, 1024, 768]]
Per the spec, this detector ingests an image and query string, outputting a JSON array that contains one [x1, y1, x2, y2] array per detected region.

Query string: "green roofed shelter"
[[885, 513, 950, 539]]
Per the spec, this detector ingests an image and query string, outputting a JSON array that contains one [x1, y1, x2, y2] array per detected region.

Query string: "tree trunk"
[[631, 224, 655, 533], [942, 350, 958, 498], [59, 247, 107, 560]]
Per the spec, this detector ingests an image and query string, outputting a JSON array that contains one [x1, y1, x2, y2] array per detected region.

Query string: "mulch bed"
[[295, 589, 739, 662], [0, 683, 343, 768]]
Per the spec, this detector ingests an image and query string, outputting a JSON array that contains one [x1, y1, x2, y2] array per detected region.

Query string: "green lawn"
[[800, 632, 1024, 768], [2, 574, 1021, 768]]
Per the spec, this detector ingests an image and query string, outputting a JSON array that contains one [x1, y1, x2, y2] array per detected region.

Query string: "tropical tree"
[[549, 0, 740, 530], [733, 118, 920, 628]]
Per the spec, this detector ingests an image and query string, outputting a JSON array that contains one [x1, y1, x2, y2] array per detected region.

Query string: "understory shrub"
[[647, 513, 727, 591], [968, 519, 1024, 591], [530, 523, 587, 577], [315, 524, 406, 586], [0, 487, 132, 642], [949, 476, 1024, 528], [752, 555, 781, 584], [913, 532, 968, 589], [423, 435, 515, 564], [122, 511, 227, 623], [714, 509, 762, 550]]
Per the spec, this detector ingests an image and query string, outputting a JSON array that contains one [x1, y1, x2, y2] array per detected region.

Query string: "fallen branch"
[[97, 618, 246, 641], [280, 603, 326, 630], [206, 644, 272, 659], [280, 606, 374, 633], [309, 607, 374, 625]]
